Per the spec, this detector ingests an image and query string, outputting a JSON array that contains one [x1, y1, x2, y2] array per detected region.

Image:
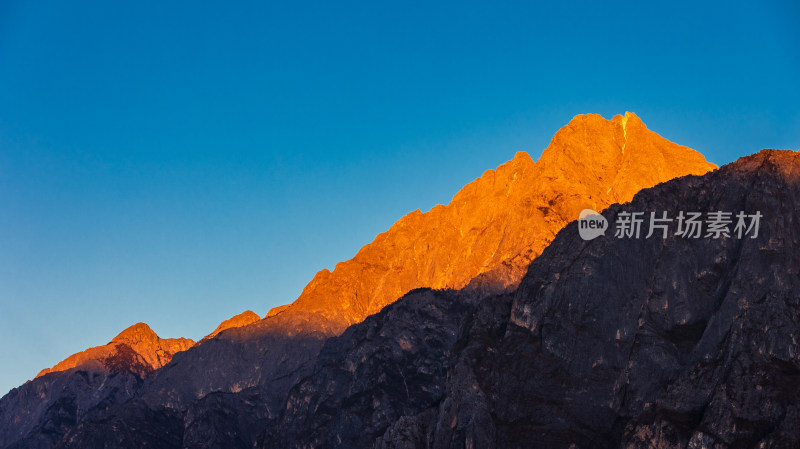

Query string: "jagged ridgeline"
[[1, 114, 723, 449], [266, 150, 800, 448]]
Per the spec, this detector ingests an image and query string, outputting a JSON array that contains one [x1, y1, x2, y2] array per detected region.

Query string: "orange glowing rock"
[[263, 113, 716, 334], [35, 323, 194, 378], [201, 310, 261, 341], [38, 113, 716, 377]]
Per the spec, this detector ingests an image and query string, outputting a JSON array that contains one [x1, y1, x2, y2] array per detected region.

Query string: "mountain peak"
[[111, 322, 158, 345], [511, 150, 533, 163], [203, 310, 262, 341], [537, 112, 715, 204], [727, 148, 800, 178], [35, 323, 194, 379], [617, 110, 639, 121], [542, 112, 641, 159], [257, 113, 716, 334]]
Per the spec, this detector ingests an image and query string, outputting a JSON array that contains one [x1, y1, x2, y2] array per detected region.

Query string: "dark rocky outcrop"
[[377, 150, 800, 448], [56, 399, 185, 449], [258, 150, 800, 449], [262, 288, 478, 448]]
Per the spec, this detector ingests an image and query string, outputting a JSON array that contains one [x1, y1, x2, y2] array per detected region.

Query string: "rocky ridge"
[[0, 324, 193, 449], [0, 113, 718, 448], [35, 323, 194, 379], [200, 310, 261, 342], [262, 149, 800, 449], [275, 112, 716, 332], [128, 112, 715, 424]]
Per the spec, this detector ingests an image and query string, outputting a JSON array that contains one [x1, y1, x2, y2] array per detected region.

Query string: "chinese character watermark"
[[578, 209, 762, 241]]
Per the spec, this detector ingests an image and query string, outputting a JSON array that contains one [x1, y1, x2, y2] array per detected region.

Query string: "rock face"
[[0, 323, 193, 449], [0, 113, 718, 448], [276, 112, 716, 332], [266, 288, 475, 449], [264, 149, 800, 449], [263, 288, 505, 449]]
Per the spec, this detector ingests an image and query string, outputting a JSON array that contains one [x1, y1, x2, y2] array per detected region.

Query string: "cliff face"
[[264, 150, 800, 449]]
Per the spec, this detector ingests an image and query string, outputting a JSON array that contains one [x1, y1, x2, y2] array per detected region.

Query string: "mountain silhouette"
[[0, 113, 718, 448]]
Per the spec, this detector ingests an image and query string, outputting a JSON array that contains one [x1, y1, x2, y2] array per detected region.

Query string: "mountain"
[[264, 287, 477, 448], [263, 149, 800, 448], [271, 112, 716, 332], [0, 324, 193, 449], [36, 323, 194, 379], [200, 310, 261, 342], [130, 112, 716, 420], [0, 113, 717, 448]]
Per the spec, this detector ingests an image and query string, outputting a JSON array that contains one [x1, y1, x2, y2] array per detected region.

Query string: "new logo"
[[578, 209, 608, 240]]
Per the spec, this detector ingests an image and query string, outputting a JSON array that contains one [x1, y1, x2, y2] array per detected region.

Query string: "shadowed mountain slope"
[[262, 150, 800, 449]]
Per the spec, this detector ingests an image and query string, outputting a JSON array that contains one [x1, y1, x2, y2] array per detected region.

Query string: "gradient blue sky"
[[1, 0, 798, 395]]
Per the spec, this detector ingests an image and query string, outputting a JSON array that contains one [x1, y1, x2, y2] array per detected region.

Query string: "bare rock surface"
[[273, 112, 715, 332]]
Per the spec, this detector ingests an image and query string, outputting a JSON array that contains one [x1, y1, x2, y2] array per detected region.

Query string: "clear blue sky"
[[1, 0, 798, 395]]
